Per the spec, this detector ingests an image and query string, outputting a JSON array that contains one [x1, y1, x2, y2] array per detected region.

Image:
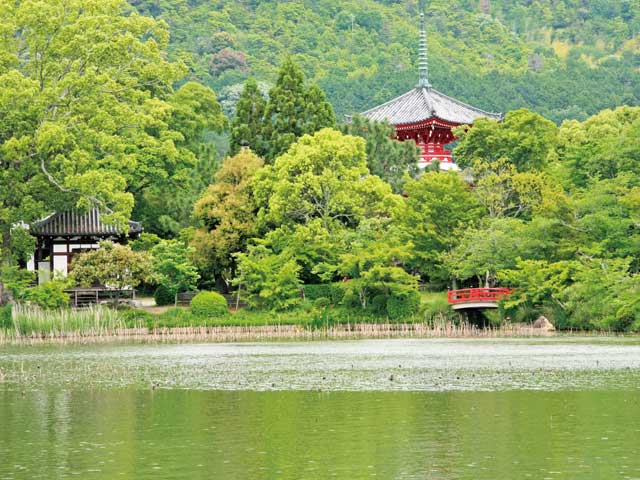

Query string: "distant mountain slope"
[[129, 0, 640, 122]]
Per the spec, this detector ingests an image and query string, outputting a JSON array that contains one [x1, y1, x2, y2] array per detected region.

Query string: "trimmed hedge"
[[303, 283, 343, 304], [386, 291, 421, 320], [154, 284, 175, 306], [190, 291, 228, 317]]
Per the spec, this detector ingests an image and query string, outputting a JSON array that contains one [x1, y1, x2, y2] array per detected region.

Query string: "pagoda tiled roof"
[[30, 209, 143, 237], [361, 86, 502, 126]]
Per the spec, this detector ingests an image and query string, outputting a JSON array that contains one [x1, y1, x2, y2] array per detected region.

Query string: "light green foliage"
[[257, 128, 400, 229], [454, 109, 558, 171], [569, 175, 640, 268], [71, 242, 154, 293], [235, 245, 302, 311], [400, 171, 483, 282], [190, 291, 228, 318], [9, 227, 35, 265], [130, 233, 163, 253], [191, 149, 264, 284], [444, 217, 529, 288], [151, 240, 200, 306], [472, 159, 568, 220], [338, 220, 419, 310], [556, 106, 640, 187], [262, 58, 336, 161], [229, 78, 267, 156], [0, 0, 227, 262], [0, 266, 35, 302], [343, 115, 420, 193], [501, 258, 640, 332], [24, 279, 71, 310]]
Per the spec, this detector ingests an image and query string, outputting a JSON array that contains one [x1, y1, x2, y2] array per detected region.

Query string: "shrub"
[[370, 294, 388, 316], [0, 304, 12, 330], [313, 297, 330, 309], [154, 284, 175, 306], [190, 291, 228, 317], [386, 291, 421, 320], [304, 283, 343, 303], [25, 280, 70, 309]]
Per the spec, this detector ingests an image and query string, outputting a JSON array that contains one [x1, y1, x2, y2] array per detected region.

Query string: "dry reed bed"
[[0, 321, 563, 345]]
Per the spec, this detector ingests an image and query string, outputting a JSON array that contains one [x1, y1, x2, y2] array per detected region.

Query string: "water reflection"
[[1, 339, 639, 479]]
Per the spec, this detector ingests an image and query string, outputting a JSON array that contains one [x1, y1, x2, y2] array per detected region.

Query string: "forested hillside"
[[129, 0, 640, 122]]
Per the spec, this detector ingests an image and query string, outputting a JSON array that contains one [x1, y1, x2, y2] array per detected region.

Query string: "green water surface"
[[1, 338, 639, 479]]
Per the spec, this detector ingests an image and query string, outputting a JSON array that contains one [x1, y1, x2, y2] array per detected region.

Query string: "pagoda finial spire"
[[418, 12, 431, 89]]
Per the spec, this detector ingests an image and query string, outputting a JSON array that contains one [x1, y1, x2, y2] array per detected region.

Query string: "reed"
[[1, 316, 605, 346], [8, 304, 131, 339]]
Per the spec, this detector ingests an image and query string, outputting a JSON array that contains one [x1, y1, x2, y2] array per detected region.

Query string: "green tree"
[[343, 115, 420, 193], [556, 106, 640, 187], [191, 149, 265, 287], [234, 245, 302, 311], [443, 217, 530, 288], [0, 0, 225, 266], [70, 242, 154, 306], [151, 240, 200, 306], [454, 109, 558, 171], [255, 128, 400, 230], [400, 171, 483, 283], [262, 57, 336, 161], [338, 219, 418, 310], [229, 78, 267, 156]]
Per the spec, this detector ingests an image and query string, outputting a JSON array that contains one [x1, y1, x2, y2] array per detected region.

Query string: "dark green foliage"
[[229, 78, 267, 156], [190, 291, 228, 317], [131, 1, 640, 124], [303, 284, 343, 304], [343, 115, 420, 193], [154, 285, 176, 307], [262, 58, 336, 161], [0, 304, 12, 330], [370, 294, 388, 316], [386, 291, 421, 320], [313, 297, 331, 309]]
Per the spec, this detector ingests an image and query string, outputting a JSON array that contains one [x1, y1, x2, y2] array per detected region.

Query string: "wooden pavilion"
[[28, 209, 143, 284], [360, 13, 502, 170]]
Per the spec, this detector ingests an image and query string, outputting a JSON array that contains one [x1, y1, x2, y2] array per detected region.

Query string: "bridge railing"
[[447, 288, 514, 304]]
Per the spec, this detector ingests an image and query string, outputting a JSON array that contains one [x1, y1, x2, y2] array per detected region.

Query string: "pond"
[[1, 338, 640, 479]]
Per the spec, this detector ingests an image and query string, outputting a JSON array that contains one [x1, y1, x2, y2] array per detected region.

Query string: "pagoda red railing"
[[447, 288, 514, 305]]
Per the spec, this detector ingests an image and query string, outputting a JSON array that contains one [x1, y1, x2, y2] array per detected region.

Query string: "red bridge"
[[447, 288, 514, 310]]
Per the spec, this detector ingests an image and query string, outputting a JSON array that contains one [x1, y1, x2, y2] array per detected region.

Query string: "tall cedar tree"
[[262, 58, 336, 161], [229, 78, 267, 156], [343, 115, 420, 193]]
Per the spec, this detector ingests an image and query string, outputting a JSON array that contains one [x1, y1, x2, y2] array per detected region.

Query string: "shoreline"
[[0, 322, 616, 345]]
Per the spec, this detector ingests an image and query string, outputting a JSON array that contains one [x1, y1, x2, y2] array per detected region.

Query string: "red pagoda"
[[361, 13, 502, 171]]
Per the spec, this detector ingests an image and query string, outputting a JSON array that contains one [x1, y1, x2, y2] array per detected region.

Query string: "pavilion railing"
[[447, 288, 514, 305]]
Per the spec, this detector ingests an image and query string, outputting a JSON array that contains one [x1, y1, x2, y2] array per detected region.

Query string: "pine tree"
[[229, 78, 267, 156], [303, 84, 337, 136], [344, 115, 420, 193], [263, 57, 336, 161]]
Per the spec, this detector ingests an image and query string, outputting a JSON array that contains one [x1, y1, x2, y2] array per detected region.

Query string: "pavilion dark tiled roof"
[[30, 210, 143, 236], [361, 86, 503, 126]]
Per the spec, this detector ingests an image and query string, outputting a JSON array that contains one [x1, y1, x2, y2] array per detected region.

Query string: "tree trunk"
[[174, 291, 178, 307]]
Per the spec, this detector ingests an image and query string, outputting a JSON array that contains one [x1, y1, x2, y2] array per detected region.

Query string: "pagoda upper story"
[[360, 13, 502, 170]]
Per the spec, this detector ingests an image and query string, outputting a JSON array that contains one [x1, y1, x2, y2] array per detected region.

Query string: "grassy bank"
[[0, 302, 615, 345]]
